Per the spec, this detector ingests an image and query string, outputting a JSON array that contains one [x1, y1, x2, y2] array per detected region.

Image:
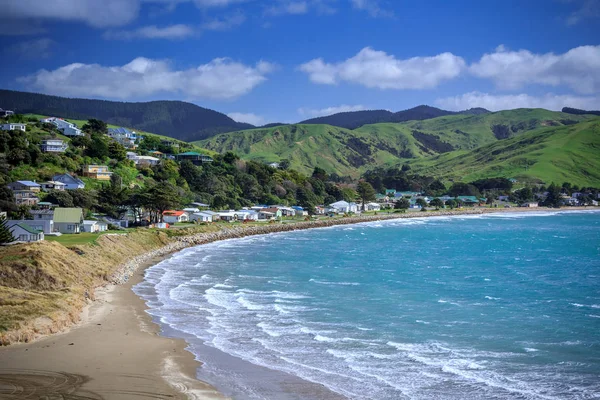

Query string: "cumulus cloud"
[[470, 45, 600, 94], [6, 38, 55, 59], [104, 24, 196, 40], [18, 57, 276, 101], [299, 47, 465, 89], [435, 92, 600, 112], [565, 0, 600, 25], [298, 104, 367, 117], [265, 1, 309, 16], [227, 112, 266, 125], [201, 11, 246, 30]]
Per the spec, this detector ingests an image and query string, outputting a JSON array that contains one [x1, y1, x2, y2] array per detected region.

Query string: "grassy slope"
[[196, 109, 594, 178], [407, 118, 600, 187]]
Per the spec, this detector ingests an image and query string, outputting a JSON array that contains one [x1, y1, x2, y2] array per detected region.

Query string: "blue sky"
[[1, 0, 599, 125]]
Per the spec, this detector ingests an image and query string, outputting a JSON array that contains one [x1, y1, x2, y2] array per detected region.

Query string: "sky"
[[0, 0, 599, 125]]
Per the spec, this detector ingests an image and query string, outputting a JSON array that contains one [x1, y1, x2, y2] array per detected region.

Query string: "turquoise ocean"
[[134, 211, 600, 399]]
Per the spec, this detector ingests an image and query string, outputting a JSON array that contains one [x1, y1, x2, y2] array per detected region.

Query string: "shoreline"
[[0, 206, 597, 399]]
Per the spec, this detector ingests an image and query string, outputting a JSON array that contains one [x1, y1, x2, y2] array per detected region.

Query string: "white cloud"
[[298, 104, 366, 117], [265, 1, 309, 16], [470, 45, 600, 94], [227, 112, 266, 125], [435, 91, 600, 112], [299, 47, 465, 89], [3, 0, 140, 28], [6, 38, 55, 59], [19, 57, 276, 101], [350, 0, 393, 17], [104, 24, 196, 40], [201, 11, 246, 30], [565, 0, 600, 25]]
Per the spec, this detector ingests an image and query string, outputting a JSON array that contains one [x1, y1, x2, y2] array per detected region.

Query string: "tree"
[[143, 182, 182, 222], [449, 182, 481, 197], [45, 190, 74, 207], [82, 119, 108, 135], [108, 141, 127, 161], [86, 133, 109, 159], [0, 216, 15, 244], [394, 198, 410, 211], [0, 186, 17, 213], [542, 183, 562, 208], [279, 159, 291, 170], [416, 198, 428, 210], [312, 167, 328, 182], [429, 198, 444, 210], [356, 181, 376, 210], [445, 199, 457, 209]]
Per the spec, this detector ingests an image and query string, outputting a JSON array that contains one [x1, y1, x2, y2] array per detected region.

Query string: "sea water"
[[134, 211, 600, 399]]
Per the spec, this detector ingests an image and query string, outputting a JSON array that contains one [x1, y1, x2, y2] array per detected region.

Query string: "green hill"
[[196, 109, 594, 178], [0, 89, 253, 142], [407, 118, 600, 187]]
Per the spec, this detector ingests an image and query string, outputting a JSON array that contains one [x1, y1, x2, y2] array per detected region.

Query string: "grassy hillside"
[[197, 109, 594, 178], [0, 89, 253, 142], [407, 118, 600, 187]]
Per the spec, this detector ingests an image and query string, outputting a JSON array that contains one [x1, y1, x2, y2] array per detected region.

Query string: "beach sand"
[[0, 256, 226, 400]]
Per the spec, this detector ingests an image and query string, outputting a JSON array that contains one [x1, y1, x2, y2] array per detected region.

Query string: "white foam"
[[309, 279, 360, 286], [484, 296, 501, 300]]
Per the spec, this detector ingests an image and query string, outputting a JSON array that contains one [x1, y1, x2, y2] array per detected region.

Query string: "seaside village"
[[0, 108, 598, 244]]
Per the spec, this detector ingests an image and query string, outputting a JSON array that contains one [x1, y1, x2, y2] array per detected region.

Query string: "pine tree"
[[0, 215, 15, 244]]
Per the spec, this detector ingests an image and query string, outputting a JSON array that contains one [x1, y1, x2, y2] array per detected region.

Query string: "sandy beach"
[[0, 207, 596, 399], [0, 255, 226, 400]]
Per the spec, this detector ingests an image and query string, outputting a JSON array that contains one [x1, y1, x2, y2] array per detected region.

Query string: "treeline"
[[0, 89, 253, 141]]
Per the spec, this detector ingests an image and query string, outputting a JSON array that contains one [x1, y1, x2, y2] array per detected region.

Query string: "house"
[[52, 174, 85, 190], [40, 181, 66, 192], [235, 210, 259, 221], [1, 123, 26, 132], [328, 201, 358, 214], [127, 151, 138, 160], [175, 152, 214, 165], [277, 206, 296, 217], [258, 211, 276, 220], [82, 165, 112, 180], [53, 207, 84, 234], [190, 210, 219, 223], [83, 220, 109, 233], [292, 206, 309, 216], [9, 223, 44, 242], [133, 156, 160, 166], [456, 196, 480, 206], [385, 189, 397, 196], [498, 195, 510, 202], [162, 210, 189, 223], [40, 139, 68, 153], [9, 218, 54, 234], [41, 117, 83, 136], [108, 127, 138, 148], [259, 207, 282, 219], [30, 209, 54, 220], [217, 211, 237, 221], [365, 202, 381, 211], [268, 162, 280, 168], [0, 108, 15, 117], [521, 202, 539, 208], [6, 181, 40, 206]]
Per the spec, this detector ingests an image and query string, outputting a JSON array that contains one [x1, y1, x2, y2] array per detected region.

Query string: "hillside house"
[[40, 181, 66, 192], [0, 108, 14, 117], [162, 210, 189, 223], [41, 117, 83, 136], [328, 201, 358, 214], [82, 165, 112, 180], [6, 181, 40, 206], [40, 139, 68, 153], [175, 152, 214, 165], [9, 223, 44, 242], [30, 209, 54, 221], [134, 156, 160, 166], [52, 174, 85, 190], [53, 208, 84, 234], [1, 123, 26, 132], [108, 127, 138, 148]]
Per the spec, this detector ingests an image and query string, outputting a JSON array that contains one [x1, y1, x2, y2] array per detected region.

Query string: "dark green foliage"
[[429, 198, 444, 209], [448, 183, 481, 197], [470, 178, 513, 192], [0, 89, 252, 141], [542, 183, 562, 208], [562, 107, 600, 116], [416, 198, 428, 209], [85, 134, 109, 159], [0, 186, 17, 213], [510, 187, 534, 204], [445, 199, 457, 209], [82, 119, 108, 135], [0, 216, 15, 244], [356, 181, 376, 210], [45, 190, 75, 207], [394, 198, 410, 210], [108, 141, 127, 161]]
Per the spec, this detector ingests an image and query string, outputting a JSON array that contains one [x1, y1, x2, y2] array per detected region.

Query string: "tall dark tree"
[[542, 183, 562, 208], [394, 198, 410, 211], [82, 119, 108, 135], [356, 181, 376, 210], [108, 141, 127, 161], [429, 198, 444, 209], [0, 215, 15, 244]]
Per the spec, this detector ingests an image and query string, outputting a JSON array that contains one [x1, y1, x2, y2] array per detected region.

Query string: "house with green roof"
[[175, 152, 213, 166], [9, 222, 44, 242], [53, 207, 84, 234]]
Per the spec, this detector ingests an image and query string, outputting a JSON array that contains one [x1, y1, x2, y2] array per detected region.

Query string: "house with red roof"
[[162, 210, 189, 224]]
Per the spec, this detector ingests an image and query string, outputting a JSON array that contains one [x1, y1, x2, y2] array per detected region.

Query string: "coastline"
[[0, 206, 597, 399]]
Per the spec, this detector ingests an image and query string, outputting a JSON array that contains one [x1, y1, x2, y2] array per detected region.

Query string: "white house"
[[365, 202, 381, 211], [190, 210, 219, 222], [1, 123, 26, 132], [133, 156, 160, 166], [40, 139, 68, 153], [162, 210, 189, 223], [217, 211, 237, 221], [235, 210, 259, 221], [41, 117, 83, 136], [521, 202, 539, 208], [9, 223, 44, 242], [329, 201, 358, 213], [0, 108, 14, 117], [183, 208, 200, 214], [52, 174, 85, 190], [82, 220, 108, 233], [40, 181, 66, 192], [277, 207, 296, 217]]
